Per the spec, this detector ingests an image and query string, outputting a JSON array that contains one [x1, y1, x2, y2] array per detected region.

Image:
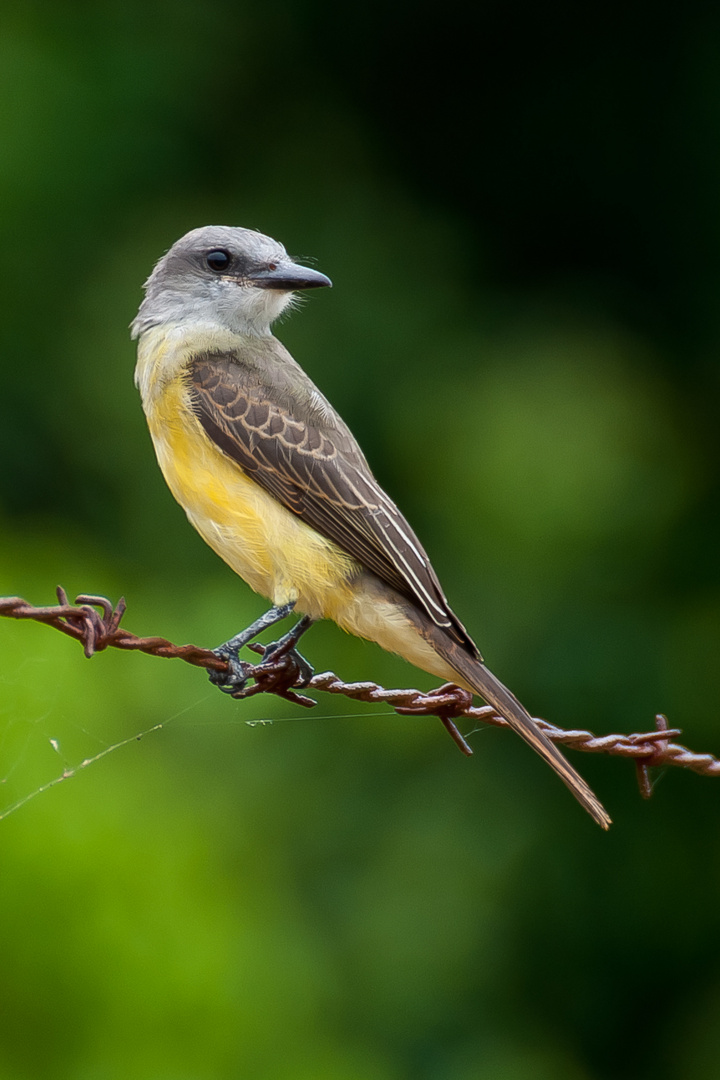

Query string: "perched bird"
[[132, 225, 610, 829]]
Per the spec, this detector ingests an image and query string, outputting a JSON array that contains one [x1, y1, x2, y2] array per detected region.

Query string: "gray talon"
[[210, 648, 253, 694], [209, 605, 315, 697], [259, 642, 314, 687]]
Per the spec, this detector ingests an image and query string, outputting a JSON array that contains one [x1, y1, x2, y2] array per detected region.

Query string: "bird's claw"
[[209, 648, 254, 695], [209, 638, 315, 699], [256, 641, 314, 688]]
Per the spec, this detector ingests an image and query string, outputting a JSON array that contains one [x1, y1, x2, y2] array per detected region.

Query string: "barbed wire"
[[1, 588, 718, 798]]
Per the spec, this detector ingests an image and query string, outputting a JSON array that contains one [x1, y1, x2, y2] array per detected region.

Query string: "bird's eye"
[[267, 262, 278, 271], [206, 249, 231, 272]]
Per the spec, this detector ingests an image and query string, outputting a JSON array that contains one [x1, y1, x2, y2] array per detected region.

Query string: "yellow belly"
[[145, 373, 460, 686], [147, 377, 360, 613]]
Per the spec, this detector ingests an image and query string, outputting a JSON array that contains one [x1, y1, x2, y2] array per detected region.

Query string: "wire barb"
[[1, 591, 718, 788]]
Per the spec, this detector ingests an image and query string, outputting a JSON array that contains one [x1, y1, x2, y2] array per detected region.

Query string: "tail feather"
[[433, 635, 611, 830]]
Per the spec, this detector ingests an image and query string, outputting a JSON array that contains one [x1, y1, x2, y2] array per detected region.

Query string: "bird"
[[132, 225, 610, 829]]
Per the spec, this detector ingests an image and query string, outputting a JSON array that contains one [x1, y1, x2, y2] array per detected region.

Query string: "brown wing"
[[188, 352, 478, 654]]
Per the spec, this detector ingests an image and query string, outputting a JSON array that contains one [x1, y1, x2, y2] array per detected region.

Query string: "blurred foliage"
[[0, 2, 719, 1078]]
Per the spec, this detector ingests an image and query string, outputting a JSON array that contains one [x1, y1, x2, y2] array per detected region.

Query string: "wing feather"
[[188, 352, 478, 653]]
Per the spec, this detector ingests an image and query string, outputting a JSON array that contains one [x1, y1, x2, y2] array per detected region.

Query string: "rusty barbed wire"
[[1, 589, 718, 795]]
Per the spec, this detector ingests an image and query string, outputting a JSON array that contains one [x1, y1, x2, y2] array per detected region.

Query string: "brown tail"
[[432, 634, 611, 829]]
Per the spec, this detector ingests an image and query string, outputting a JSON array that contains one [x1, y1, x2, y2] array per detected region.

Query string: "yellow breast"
[[137, 330, 359, 616], [135, 324, 458, 683]]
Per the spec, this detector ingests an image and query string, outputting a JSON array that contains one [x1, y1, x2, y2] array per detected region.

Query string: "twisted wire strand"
[[1, 590, 717, 789]]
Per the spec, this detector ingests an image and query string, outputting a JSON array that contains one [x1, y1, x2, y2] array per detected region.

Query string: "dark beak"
[[248, 263, 332, 291]]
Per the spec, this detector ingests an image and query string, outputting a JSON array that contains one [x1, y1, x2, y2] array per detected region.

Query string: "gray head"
[[131, 225, 331, 339]]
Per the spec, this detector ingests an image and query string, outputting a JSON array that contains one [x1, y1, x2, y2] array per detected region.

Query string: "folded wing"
[[188, 352, 477, 655]]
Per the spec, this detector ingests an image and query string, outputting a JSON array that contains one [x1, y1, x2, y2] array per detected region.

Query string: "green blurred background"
[[0, 3, 718, 1078]]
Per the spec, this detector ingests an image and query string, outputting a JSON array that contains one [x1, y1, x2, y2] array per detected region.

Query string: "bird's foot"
[[210, 614, 316, 705], [253, 636, 315, 688], [208, 602, 300, 695], [209, 645, 255, 695]]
